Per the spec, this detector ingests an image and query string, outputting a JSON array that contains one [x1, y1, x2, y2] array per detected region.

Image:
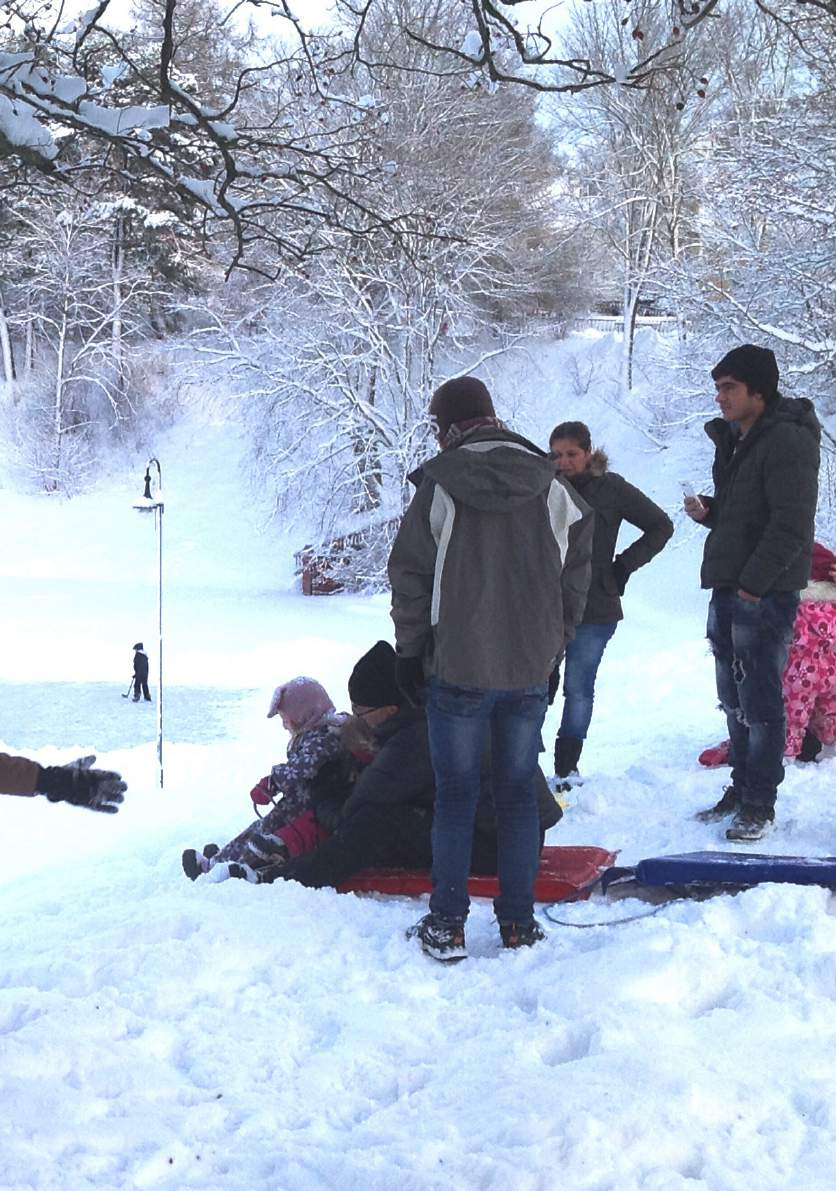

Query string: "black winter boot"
[[554, 735, 583, 779], [182, 849, 205, 880], [726, 806, 773, 842], [406, 913, 467, 962], [695, 785, 739, 823], [797, 729, 823, 763], [500, 919, 547, 950]]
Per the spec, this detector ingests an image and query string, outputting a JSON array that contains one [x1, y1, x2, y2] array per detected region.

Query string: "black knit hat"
[[429, 376, 495, 436], [348, 641, 400, 708], [133, 642, 144, 651], [711, 345, 780, 404]]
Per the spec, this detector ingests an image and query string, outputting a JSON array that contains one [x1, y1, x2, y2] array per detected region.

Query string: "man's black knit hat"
[[348, 641, 400, 708], [711, 345, 780, 404], [429, 376, 495, 436]]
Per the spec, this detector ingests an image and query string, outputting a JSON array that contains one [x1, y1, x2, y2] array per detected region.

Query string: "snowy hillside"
[[1, 332, 834, 1191]]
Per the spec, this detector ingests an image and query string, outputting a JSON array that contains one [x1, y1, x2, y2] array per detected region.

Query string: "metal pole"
[[133, 457, 164, 789], [156, 500, 164, 789]]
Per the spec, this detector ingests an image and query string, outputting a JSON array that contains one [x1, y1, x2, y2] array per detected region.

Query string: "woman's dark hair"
[[549, 421, 592, 452]]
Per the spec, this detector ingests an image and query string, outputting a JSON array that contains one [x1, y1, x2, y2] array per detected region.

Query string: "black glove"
[[38, 755, 127, 814], [612, 557, 630, 597], [547, 660, 561, 706], [395, 655, 426, 708]]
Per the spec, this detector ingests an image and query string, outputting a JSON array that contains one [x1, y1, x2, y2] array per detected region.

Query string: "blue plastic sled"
[[602, 851, 836, 894]]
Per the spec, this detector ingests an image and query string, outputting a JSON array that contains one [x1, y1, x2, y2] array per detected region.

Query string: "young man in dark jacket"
[[388, 377, 592, 959], [685, 345, 820, 841]]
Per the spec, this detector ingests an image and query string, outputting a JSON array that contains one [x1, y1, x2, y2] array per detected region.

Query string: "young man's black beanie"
[[429, 376, 495, 436], [711, 345, 780, 405], [348, 640, 401, 708]]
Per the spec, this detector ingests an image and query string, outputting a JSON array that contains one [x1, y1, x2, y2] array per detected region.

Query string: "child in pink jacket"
[[182, 677, 346, 880], [700, 542, 836, 765], [781, 542, 836, 757]]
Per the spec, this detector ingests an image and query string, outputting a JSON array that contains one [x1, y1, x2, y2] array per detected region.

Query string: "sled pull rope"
[[543, 900, 683, 928]]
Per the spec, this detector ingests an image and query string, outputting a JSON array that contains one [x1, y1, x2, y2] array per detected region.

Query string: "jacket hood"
[[587, 448, 609, 476], [421, 426, 555, 513], [705, 395, 820, 447]]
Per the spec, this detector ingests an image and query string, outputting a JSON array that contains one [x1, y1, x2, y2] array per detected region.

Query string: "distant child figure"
[[132, 643, 151, 702], [182, 677, 347, 881], [699, 542, 836, 766]]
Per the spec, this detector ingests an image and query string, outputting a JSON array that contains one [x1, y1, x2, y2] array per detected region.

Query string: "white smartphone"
[[681, 481, 704, 509]]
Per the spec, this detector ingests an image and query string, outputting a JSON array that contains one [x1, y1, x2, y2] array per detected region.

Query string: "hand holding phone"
[[682, 482, 707, 520]]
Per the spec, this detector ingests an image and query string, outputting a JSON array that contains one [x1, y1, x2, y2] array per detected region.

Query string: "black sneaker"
[[181, 848, 204, 881], [726, 807, 773, 842], [695, 785, 739, 823], [500, 919, 547, 949], [406, 913, 467, 962]]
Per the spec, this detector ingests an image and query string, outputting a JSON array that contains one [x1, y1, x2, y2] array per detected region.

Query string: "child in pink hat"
[[182, 677, 346, 881]]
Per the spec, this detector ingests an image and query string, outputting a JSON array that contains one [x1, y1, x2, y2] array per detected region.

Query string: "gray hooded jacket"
[[388, 425, 593, 690]]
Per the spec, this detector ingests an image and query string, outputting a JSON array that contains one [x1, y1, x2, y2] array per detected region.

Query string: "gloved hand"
[[612, 557, 630, 597], [250, 775, 274, 806], [395, 655, 426, 708], [38, 755, 126, 814], [547, 660, 561, 706]]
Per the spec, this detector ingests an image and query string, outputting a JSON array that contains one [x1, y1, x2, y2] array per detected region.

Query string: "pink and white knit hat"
[[267, 676, 335, 732]]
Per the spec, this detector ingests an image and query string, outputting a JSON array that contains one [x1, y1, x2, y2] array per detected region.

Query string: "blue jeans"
[[558, 622, 618, 740], [707, 590, 799, 813], [426, 678, 548, 925]]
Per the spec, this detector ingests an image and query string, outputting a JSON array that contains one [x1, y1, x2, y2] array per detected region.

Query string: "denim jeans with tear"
[[706, 589, 799, 813], [426, 677, 548, 925]]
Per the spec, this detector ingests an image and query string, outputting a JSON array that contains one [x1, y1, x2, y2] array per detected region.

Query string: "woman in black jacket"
[[549, 421, 674, 786]]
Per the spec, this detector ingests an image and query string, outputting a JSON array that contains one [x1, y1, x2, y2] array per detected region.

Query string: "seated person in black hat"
[[246, 640, 561, 893]]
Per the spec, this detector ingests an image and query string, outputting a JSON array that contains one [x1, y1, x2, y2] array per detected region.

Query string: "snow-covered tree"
[[343, 0, 836, 95], [173, 2, 571, 584], [0, 0, 426, 273], [549, 0, 715, 394], [0, 193, 162, 490], [673, 15, 836, 410]]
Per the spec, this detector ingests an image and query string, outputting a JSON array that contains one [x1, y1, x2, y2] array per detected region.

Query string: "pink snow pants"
[[782, 600, 836, 755]]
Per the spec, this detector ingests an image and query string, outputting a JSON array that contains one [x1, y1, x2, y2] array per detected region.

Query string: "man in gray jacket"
[[388, 376, 592, 960], [685, 344, 819, 841]]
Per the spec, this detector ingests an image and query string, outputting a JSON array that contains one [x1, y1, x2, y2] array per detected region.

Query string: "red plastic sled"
[[339, 845, 617, 902]]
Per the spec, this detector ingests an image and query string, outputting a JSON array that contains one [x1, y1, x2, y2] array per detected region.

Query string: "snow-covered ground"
[[1, 346, 834, 1191]]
